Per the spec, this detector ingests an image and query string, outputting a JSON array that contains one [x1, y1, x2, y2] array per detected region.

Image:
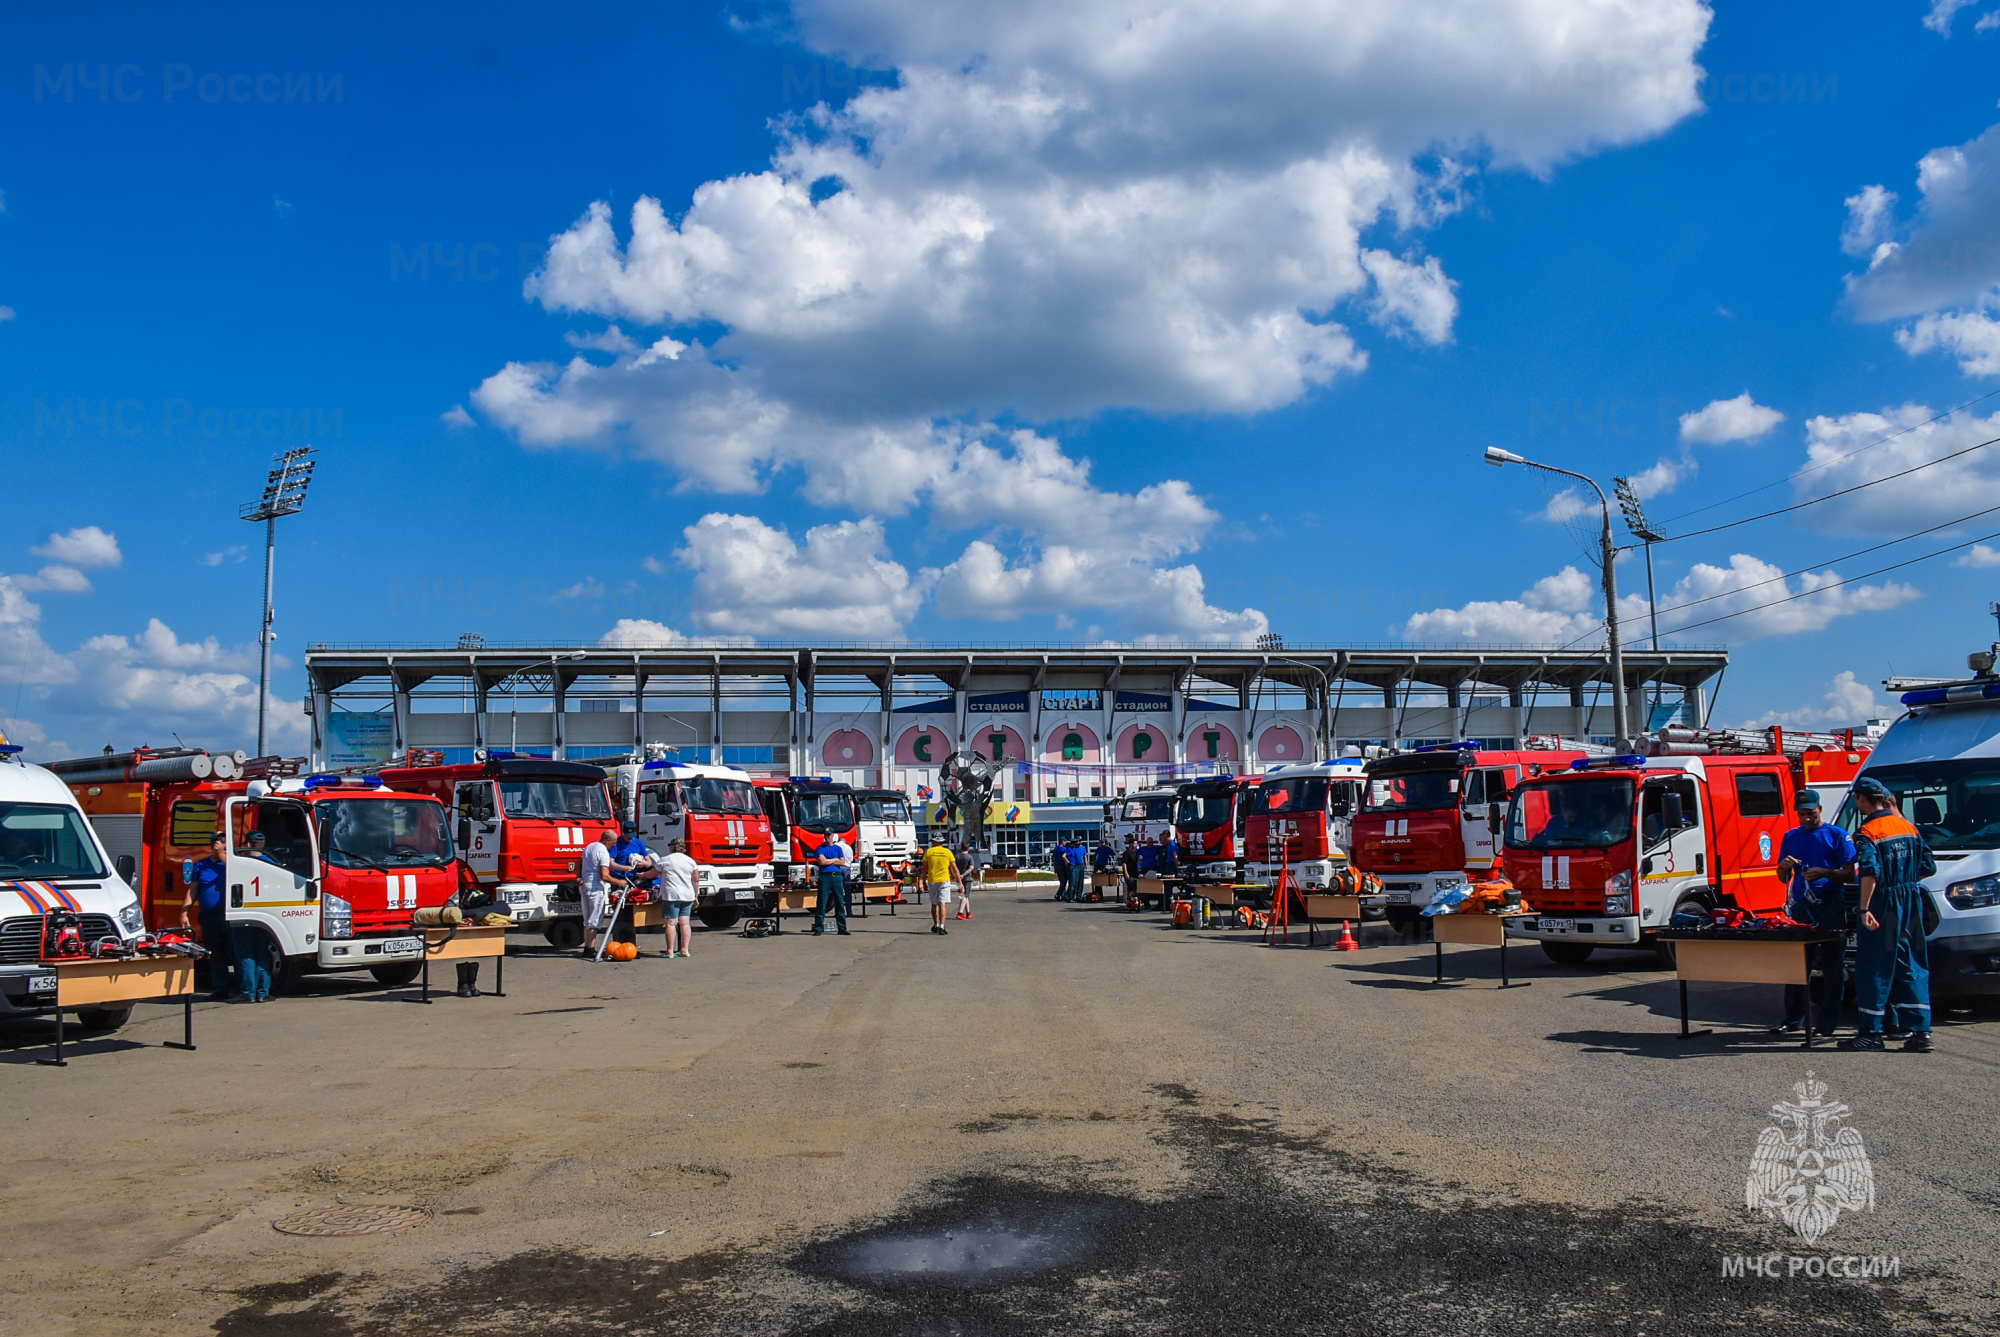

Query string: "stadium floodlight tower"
[[239, 446, 318, 757], [1484, 446, 1628, 742]]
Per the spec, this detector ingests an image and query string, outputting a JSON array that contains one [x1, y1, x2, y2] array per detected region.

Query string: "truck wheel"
[[1655, 895, 1713, 968], [370, 963, 422, 987], [73, 1005, 133, 1033], [698, 907, 742, 930], [267, 943, 308, 995], [1541, 942, 1594, 966], [545, 919, 584, 952], [1386, 909, 1418, 936]]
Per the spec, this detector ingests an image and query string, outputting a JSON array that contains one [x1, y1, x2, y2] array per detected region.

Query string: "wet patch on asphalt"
[[209, 1085, 1969, 1336]]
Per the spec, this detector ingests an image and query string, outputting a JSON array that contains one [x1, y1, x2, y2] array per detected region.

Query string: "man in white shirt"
[[579, 828, 625, 958], [657, 836, 698, 959]]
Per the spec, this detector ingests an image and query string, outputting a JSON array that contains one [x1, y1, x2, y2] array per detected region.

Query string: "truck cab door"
[[224, 796, 318, 947], [456, 782, 502, 882], [1461, 770, 1496, 870], [638, 780, 686, 848]]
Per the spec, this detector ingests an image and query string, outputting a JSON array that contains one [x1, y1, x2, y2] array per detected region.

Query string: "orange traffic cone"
[[1333, 919, 1359, 951]]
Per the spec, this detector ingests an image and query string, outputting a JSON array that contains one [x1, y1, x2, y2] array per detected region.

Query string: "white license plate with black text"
[[734, 888, 758, 900], [1536, 918, 1575, 933], [382, 936, 422, 954], [1388, 891, 1412, 904], [28, 972, 57, 994]]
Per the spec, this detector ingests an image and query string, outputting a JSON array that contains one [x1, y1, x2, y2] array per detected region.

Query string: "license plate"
[[381, 936, 422, 954], [1388, 891, 1412, 904], [734, 888, 758, 901], [1537, 918, 1575, 933], [504, 890, 530, 904], [28, 972, 56, 994]]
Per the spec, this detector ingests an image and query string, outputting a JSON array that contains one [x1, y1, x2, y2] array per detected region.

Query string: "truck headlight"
[[117, 901, 145, 934], [1604, 870, 1631, 916], [1605, 894, 1631, 915], [323, 891, 353, 939], [1945, 876, 2000, 910]]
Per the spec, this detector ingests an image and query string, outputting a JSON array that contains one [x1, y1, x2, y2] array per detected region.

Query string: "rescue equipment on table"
[[1421, 877, 1520, 917], [1676, 906, 1810, 932], [1323, 865, 1384, 898], [40, 910, 87, 960], [413, 905, 464, 928]]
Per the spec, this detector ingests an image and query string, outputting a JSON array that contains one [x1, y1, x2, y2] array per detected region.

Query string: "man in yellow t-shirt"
[[921, 837, 963, 936]]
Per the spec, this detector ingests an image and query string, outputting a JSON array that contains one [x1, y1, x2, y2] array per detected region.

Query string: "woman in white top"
[[658, 837, 698, 959]]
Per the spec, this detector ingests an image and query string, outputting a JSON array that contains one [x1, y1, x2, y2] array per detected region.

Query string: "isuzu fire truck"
[[1501, 727, 1869, 965], [1353, 743, 1589, 932], [65, 751, 460, 991], [3, 744, 149, 1033], [754, 776, 861, 892], [380, 752, 615, 950], [1172, 775, 1261, 883], [1104, 786, 1179, 852], [616, 760, 773, 929], [1242, 759, 1369, 892], [853, 788, 919, 883]]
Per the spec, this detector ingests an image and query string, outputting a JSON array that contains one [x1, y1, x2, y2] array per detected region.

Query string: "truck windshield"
[[684, 778, 758, 814], [1507, 779, 1635, 849], [858, 797, 914, 823], [1365, 770, 1459, 813], [1175, 791, 1232, 830], [319, 798, 454, 869], [1120, 796, 1175, 821], [1249, 779, 1326, 815], [501, 779, 611, 820], [1835, 760, 2000, 850], [0, 802, 107, 879], [793, 791, 855, 831]]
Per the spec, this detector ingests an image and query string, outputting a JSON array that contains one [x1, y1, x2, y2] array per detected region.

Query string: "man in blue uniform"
[[812, 830, 852, 936], [1840, 777, 1939, 1052], [1773, 789, 1856, 1035], [179, 831, 236, 1000], [1052, 840, 1074, 901]]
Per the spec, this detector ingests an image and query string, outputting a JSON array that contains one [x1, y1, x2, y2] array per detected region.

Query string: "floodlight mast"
[[1482, 446, 1628, 741], [239, 446, 317, 756]]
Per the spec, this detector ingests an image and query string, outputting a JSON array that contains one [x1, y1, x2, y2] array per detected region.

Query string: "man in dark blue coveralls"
[[812, 829, 852, 936], [1840, 776, 1939, 1053], [1773, 788, 1856, 1035], [179, 831, 236, 999]]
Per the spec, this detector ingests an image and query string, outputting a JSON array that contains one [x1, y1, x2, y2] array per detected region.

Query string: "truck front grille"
[[0, 914, 122, 963]]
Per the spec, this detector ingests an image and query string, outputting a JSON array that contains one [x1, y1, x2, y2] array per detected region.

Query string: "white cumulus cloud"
[[439, 404, 476, 429], [676, 513, 928, 638], [1896, 309, 2000, 376], [1679, 392, 1785, 444], [1924, 0, 1979, 35], [1845, 122, 2000, 324], [1747, 671, 1887, 731], [1958, 542, 2000, 567], [33, 525, 121, 569], [1841, 184, 1898, 259], [1794, 404, 2000, 533]]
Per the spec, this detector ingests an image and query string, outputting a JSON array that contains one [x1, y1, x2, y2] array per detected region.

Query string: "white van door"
[[456, 781, 502, 882], [637, 780, 687, 849], [225, 796, 319, 954]]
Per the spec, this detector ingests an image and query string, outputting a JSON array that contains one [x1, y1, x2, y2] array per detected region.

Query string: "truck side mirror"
[[1487, 801, 1503, 836], [1662, 793, 1686, 829], [457, 819, 472, 850], [116, 854, 137, 883]]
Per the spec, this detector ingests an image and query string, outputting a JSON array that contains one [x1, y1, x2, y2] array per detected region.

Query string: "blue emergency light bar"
[[303, 773, 384, 789], [1900, 681, 2000, 707], [1568, 755, 1648, 771], [1415, 741, 1484, 754], [485, 749, 516, 760], [0, 744, 22, 755]]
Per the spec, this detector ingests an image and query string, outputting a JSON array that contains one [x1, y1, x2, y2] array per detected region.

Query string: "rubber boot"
[[456, 962, 481, 998]]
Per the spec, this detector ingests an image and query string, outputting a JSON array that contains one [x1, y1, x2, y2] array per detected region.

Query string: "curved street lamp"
[[1483, 447, 1629, 741]]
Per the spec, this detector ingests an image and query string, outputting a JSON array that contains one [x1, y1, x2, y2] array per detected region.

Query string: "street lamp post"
[[1273, 657, 1334, 761], [239, 446, 317, 757], [1615, 477, 1666, 730], [1484, 447, 1630, 742], [498, 651, 587, 755]]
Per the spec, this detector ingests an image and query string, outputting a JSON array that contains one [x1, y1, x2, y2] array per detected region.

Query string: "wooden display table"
[[629, 901, 663, 929], [978, 868, 1019, 884], [1134, 876, 1169, 909], [38, 956, 197, 1067], [420, 925, 508, 1003], [855, 880, 901, 916], [1303, 894, 1364, 946], [1430, 911, 1532, 987], [1658, 930, 1844, 1048]]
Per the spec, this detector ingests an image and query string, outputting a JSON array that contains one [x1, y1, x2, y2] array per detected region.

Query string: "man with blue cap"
[[1773, 788, 1856, 1035], [1840, 776, 1939, 1052]]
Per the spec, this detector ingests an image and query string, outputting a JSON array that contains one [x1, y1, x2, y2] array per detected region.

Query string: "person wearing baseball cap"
[[1841, 776, 1940, 1052], [1773, 787, 1857, 1036]]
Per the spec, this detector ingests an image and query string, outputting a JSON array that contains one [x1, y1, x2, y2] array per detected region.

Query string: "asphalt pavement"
[[3, 884, 1995, 1335]]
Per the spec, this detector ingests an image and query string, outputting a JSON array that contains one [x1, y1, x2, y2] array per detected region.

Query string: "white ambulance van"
[[0, 747, 149, 1031]]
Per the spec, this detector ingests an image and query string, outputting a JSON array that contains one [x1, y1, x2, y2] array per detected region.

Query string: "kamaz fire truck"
[[755, 776, 860, 892], [1173, 775, 1261, 883], [379, 752, 616, 950], [64, 749, 460, 991], [1241, 759, 1369, 892], [1501, 727, 1869, 965], [1352, 743, 1591, 931], [609, 759, 773, 929], [853, 788, 919, 883]]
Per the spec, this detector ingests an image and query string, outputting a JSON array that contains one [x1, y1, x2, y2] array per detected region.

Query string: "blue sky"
[[8, 0, 2000, 757]]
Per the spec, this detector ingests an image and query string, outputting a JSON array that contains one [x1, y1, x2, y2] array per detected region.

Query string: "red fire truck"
[[1241, 760, 1370, 892], [615, 760, 773, 929], [67, 753, 459, 990], [753, 776, 860, 893], [379, 752, 616, 950], [1352, 743, 1589, 931], [1501, 727, 1870, 965], [1173, 775, 1261, 883]]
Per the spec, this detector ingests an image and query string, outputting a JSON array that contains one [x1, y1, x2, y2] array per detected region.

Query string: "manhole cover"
[[272, 1205, 433, 1237]]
